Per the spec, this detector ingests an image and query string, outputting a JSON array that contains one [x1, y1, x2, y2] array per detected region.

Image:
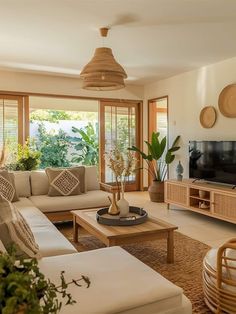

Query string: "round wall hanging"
[[218, 84, 236, 117], [199, 106, 217, 128]]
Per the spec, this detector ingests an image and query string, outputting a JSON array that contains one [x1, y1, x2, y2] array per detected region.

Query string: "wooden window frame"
[[0, 94, 29, 145]]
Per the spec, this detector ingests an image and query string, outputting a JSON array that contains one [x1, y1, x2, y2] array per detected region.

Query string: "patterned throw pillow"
[[46, 166, 85, 196], [0, 195, 40, 258], [0, 170, 19, 202]]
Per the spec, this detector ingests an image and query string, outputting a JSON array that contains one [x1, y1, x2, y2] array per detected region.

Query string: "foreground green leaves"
[[0, 248, 90, 314]]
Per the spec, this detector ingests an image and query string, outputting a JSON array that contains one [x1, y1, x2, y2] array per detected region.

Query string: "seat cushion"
[[85, 165, 100, 191], [31, 170, 49, 196], [204, 247, 236, 281], [11, 171, 31, 197], [15, 198, 77, 257], [31, 224, 77, 257], [39, 247, 186, 314], [29, 190, 110, 213]]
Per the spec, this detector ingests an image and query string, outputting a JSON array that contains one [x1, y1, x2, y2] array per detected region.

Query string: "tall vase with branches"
[[105, 148, 137, 215]]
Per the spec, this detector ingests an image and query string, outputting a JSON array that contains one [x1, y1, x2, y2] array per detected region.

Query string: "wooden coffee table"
[[72, 209, 178, 263]]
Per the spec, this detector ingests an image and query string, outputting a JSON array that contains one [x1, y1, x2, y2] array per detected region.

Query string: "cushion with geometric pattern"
[[46, 166, 85, 196], [0, 195, 40, 258], [0, 170, 19, 202]]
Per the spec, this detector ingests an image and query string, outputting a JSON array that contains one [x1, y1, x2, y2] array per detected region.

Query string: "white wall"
[[0, 69, 144, 100], [144, 56, 236, 186]]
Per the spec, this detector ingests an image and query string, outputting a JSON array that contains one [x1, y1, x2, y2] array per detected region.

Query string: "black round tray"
[[96, 206, 148, 226]]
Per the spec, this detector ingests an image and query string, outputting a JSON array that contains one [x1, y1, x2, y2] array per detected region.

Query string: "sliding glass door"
[[100, 101, 141, 191]]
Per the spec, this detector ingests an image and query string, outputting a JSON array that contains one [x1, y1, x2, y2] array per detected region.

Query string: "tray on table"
[[96, 206, 148, 226]]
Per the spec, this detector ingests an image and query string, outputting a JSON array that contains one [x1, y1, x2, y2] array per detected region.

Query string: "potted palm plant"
[[129, 132, 180, 202]]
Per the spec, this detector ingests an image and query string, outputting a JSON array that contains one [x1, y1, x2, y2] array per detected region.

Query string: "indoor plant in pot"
[[129, 132, 180, 202]]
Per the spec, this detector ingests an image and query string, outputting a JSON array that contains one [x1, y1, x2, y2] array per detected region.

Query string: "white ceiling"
[[1, 0, 236, 85]]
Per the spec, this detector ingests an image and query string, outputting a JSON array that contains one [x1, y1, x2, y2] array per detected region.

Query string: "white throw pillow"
[[0, 195, 40, 258]]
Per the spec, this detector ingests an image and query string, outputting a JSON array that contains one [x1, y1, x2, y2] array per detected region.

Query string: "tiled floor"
[[125, 191, 236, 247]]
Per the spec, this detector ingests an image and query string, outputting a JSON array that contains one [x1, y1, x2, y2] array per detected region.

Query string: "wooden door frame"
[[148, 96, 168, 141], [99, 100, 143, 191], [148, 96, 169, 185]]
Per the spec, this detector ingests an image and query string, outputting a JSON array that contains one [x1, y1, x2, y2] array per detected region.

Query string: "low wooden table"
[[72, 209, 178, 263]]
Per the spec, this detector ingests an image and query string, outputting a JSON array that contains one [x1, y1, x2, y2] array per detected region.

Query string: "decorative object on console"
[[218, 84, 236, 117], [199, 106, 217, 128], [199, 190, 207, 199], [176, 160, 184, 181], [80, 27, 127, 91], [46, 166, 85, 196], [129, 132, 180, 202], [199, 201, 209, 209], [105, 148, 137, 216]]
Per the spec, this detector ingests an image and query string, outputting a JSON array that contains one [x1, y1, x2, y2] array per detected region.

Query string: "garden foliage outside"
[[7, 110, 99, 170], [31, 109, 99, 169]]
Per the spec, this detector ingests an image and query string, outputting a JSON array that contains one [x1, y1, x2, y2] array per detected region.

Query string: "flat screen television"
[[189, 141, 236, 185]]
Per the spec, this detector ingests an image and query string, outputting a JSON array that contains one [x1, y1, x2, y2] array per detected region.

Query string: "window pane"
[[29, 105, 98, 168], [156, 111, 167, 139], [104, 105, 136, 184]]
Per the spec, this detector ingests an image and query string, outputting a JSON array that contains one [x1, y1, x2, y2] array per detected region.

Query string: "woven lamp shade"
[[80, 47, 127, 91]]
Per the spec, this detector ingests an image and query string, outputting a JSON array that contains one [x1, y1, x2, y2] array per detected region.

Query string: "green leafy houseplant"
[[0, 248, 90, 314], [70, 123, 99, 166], [8, 140, 41, 171], [129, 132, 180, 181], [129, 132, 180, 202]]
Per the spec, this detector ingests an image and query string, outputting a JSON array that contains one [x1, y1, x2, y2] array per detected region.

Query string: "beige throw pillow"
[[0, 170, 19, 202], [46, 166, 85, 196], [0, 195, 40, 258]]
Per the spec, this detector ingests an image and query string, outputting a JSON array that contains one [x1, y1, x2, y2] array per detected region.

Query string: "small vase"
[[176, 161, 184, 181], [108, 192, 120, 215], [117, 180, 129, 216], [117, 196, 129, 217]]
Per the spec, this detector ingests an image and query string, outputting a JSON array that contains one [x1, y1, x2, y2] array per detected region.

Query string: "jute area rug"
[[57, 222, 212, 314]]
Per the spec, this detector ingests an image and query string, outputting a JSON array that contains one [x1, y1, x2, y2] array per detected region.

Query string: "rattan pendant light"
[[80, 27, 127, 91]]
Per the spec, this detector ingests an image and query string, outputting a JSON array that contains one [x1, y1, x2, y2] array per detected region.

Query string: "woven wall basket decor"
[[199, 106, 217, 128], [218, 84, 236, 117]]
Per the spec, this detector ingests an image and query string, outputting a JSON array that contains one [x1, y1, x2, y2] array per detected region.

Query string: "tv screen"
[[189, 141, 236, 185]]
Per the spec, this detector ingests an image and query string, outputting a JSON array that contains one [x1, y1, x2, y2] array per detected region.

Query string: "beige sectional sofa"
[[12, 166, 110, 222], [8, 167, 192, 313]]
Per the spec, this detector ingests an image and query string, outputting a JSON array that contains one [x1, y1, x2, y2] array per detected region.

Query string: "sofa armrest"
[[99, 182, 119, 193]]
